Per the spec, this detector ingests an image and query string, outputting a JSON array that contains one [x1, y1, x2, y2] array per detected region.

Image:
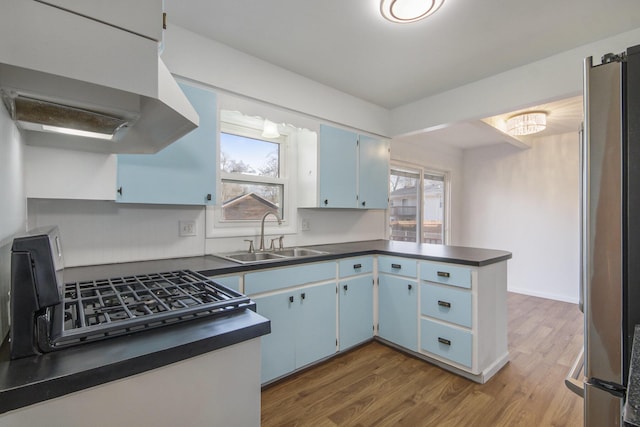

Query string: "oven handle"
[[565, 347, 585, 397]]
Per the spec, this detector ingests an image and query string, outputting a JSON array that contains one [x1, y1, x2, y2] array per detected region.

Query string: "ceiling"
[[165, 0, 637, 148]]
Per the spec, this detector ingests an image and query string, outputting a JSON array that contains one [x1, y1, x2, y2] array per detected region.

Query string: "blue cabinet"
[[318, 125, 358, 208], [339, 274, 374, 350], [314, 124, 389, 209], [248, 264, 337, 384], [296, 283, 337, 368], [358, 135, 389, 209], [378, 274, 418, 352], [253, 292, 296, 383], [208, 275, 241, 293], [116, 82, 217, 205]]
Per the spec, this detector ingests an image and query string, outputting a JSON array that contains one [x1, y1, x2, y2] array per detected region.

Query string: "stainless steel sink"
[[272, 248, 328, 257], [215, 247, 328, 264]]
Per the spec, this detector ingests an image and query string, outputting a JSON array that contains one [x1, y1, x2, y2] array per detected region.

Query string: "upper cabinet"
[[298, 124, 389, 209], [116, 82, 217, 205]]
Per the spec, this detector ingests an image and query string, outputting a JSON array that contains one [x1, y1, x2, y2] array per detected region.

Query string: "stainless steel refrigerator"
[[566, 44, 640, 426]]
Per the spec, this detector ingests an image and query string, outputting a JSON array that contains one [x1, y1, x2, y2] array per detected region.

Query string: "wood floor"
[[261, 293, 584, 426]]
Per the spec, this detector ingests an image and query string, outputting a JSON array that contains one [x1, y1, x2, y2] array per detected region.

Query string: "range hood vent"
[[2, 92, 131, 140], [0, 0, 199, 154]]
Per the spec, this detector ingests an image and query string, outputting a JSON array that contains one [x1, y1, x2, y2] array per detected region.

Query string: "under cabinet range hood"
[[0, 0, 199, 154]]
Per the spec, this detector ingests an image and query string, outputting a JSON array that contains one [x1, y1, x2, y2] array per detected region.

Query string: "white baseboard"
[[508, 287, 579, 304]]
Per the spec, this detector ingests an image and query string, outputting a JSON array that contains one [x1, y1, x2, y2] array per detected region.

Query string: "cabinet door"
[[378, 274, 418, 351], [358, 136, 389, 209], [339, 275, 374, 350], [117, 82, 216, 205], [295, 282, 337, 368], [318, 125, 358, 208], [254, 292, 296, 383]]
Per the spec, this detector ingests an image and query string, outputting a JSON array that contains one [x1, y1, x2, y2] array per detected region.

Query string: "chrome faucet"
[[259, 211, 282, 251]]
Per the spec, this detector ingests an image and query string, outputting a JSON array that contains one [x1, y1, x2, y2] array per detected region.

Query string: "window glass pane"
[[221, 180, 283, 220], [423, 174, 444, 244], [220, 132, 280, 177], [389, 169, 420, 242]]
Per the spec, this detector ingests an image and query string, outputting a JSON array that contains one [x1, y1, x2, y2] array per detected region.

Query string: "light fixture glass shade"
[[506, 112, 547, 136], [262, 119, 280, 138], [380, 0, 444, 23]]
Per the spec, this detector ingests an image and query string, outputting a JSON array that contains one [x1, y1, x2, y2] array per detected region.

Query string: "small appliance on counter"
[[8, 226, 252, 360]]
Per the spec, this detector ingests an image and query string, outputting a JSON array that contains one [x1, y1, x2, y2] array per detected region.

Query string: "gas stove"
[[9, 227, 252, 359]]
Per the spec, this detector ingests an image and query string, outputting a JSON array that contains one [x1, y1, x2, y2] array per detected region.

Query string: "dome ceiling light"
[[380, 0, 445, 23], [506, 112, 547, 136]]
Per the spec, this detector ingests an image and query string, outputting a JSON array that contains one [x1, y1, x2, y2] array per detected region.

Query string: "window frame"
[[207, 113, 296, 238], [387, 161, 450, 245]]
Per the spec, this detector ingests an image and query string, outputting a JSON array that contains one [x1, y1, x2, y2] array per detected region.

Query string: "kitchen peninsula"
[[0, 239, 510, 426]]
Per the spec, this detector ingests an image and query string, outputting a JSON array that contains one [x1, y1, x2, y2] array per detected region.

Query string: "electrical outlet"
[[179, 220, 196, 237], [301, 218, 310, 231]]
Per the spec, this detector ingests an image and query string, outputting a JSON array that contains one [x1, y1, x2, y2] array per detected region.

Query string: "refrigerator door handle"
[[565, 347, 585, 397]]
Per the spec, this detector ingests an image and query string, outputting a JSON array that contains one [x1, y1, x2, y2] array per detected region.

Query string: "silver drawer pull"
[[438, 337, 451, 346], [437, 300, 451, 308], [437, 271, 450, 278]]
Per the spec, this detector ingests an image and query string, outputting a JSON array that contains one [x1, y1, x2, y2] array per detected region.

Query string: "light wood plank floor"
[[261, 292, 584, 426]]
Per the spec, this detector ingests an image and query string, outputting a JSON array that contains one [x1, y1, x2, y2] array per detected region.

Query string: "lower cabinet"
[[338, 275, 374, 351], [378, 274, 418, 352], [254, 281, 336, 384]]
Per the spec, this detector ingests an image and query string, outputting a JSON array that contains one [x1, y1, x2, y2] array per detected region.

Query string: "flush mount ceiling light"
[[506, 112, 547, 136], [380, 0, 444, 23]]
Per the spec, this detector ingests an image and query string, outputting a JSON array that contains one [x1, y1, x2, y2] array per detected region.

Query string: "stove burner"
[[50, 270, 251, 349]]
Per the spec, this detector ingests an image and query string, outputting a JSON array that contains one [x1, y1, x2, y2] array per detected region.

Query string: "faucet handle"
[[278, 235, 285, 249], [243, 239, 254, 253], [270, 238, 278, 251]]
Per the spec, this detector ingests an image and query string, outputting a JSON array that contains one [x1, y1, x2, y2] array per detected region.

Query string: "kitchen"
[[1, 0, 640, 426]]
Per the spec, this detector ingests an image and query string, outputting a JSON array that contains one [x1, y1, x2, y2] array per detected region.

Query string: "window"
[[389, 165, 448, 244], [220, 130, 284, 221]]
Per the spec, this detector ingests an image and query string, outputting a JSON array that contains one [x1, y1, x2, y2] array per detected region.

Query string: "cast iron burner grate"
[[42, 270, 251, 349]]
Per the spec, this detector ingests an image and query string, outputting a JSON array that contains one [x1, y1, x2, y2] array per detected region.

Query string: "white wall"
[[0, 103, 26, 338], [461, 133, 580, 303], [390, 138, 464, 246]]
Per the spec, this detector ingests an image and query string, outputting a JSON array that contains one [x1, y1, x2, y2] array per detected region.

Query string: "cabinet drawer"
[[420, 262, 471, 289], [420, 283, 471, 328], [339, 257, 374, 277], [209, 275, 241, 293], [245, 262, 335, 295], [378, 256, 417, 278], [421, 318, 472, 368]]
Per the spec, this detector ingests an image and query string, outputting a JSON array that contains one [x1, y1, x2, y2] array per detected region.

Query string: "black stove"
[[9, 226, 252, 359]]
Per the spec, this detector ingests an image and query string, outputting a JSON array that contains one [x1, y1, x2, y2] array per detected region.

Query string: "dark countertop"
[[0, 309, 270, 415], [625, 325, 640, 425], [63, 239, 512, 283], [0, 239, 509, 415]]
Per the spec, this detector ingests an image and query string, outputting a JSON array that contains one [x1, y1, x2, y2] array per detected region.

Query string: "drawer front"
[[339, 257, 374, 277], [421, 318, 472, 368], [210, 275, 241, 292], [420, 283, 471, 328], [420, 262, 471, 289], [245, 262, 335, 295], [378, 256, 417, 278]]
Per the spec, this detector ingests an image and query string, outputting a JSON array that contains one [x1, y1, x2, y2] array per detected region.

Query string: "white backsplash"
[[27, 199, 206, 267], [27, 199, 386, 267]]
